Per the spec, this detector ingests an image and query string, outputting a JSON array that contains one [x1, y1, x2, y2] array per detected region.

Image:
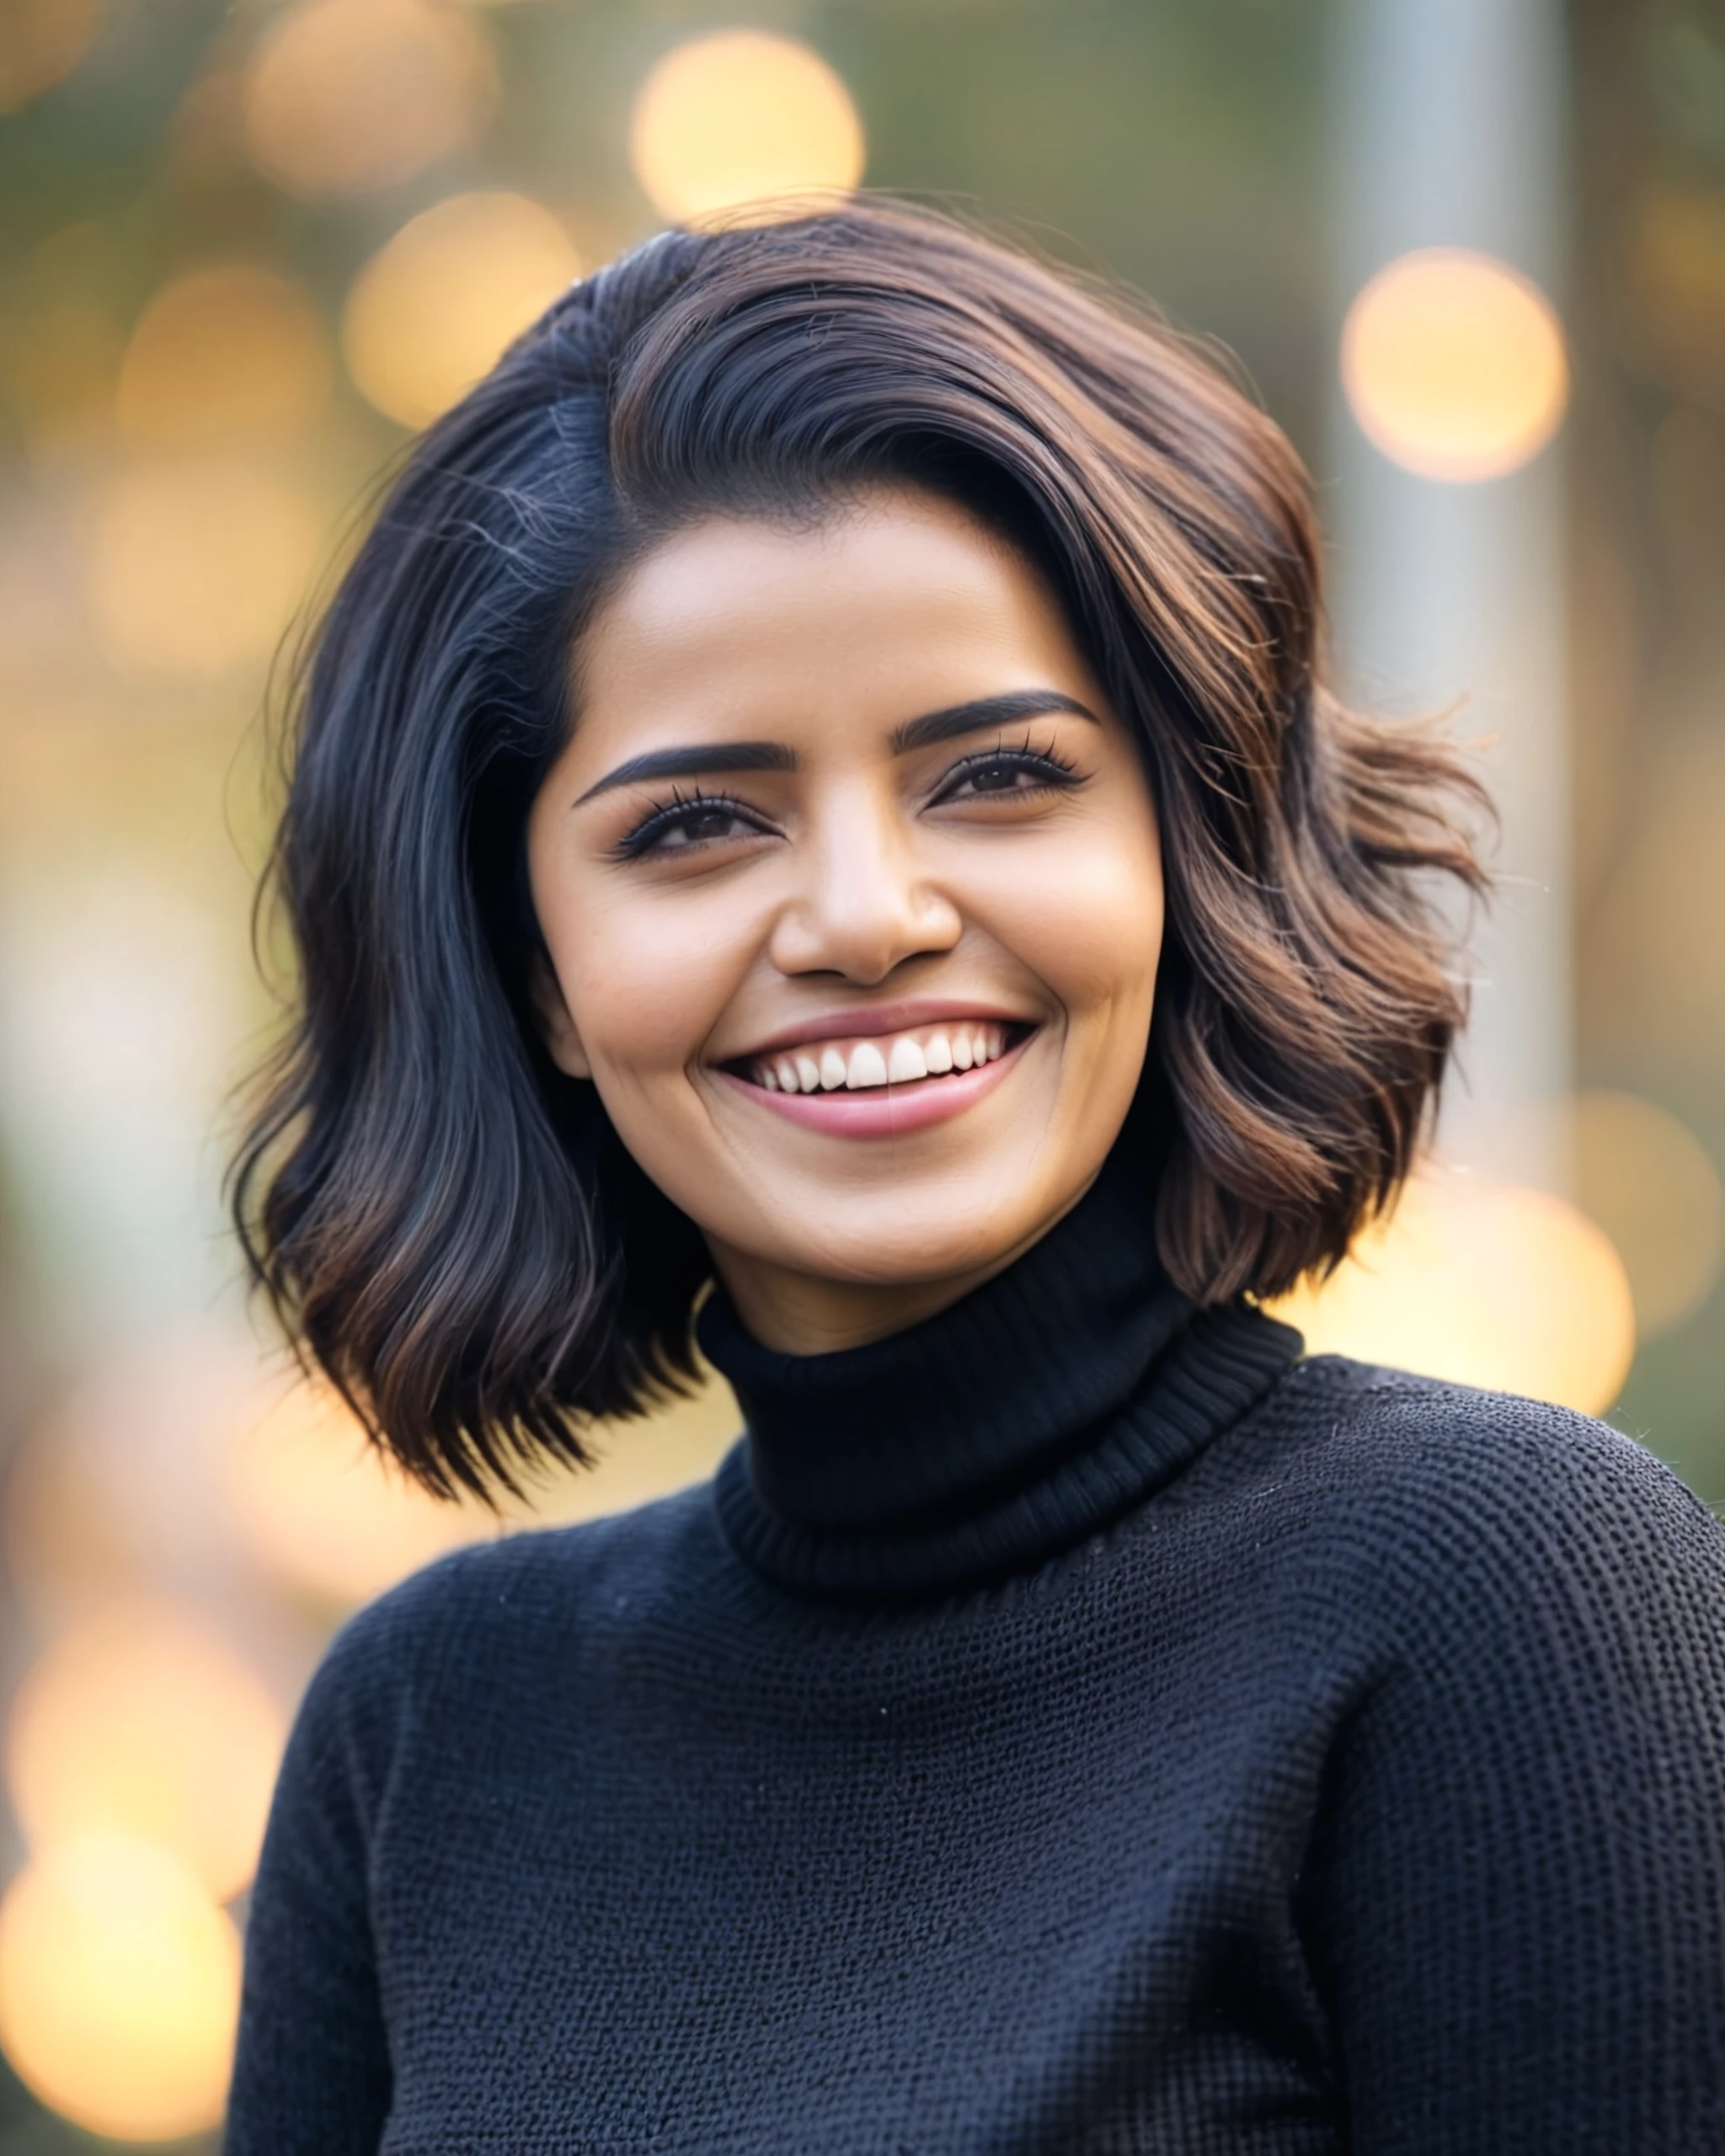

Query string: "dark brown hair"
[[232, 200, 1486, 1498]]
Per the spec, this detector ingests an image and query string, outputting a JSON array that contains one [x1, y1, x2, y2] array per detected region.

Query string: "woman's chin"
[[721, 1194, 1069, 1304]]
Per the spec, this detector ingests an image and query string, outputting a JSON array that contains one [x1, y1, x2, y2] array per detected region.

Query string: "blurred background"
[[0, 0, 1720, 2142]]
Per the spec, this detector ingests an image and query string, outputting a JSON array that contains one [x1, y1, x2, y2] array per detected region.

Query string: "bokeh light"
[[3, 1330, 266, 1638], [225, 1375, 489, 1606], [1269, 1178, 1636, 1414], [342, 191, 579, 428], [0, 0, 101, 115], [243, 0, 498, 200], [0, 1836, 239, 2142], [116, 264, 334, 446], [225, 1366, 743, 1604], [7, 1601, 286, 1901], [1341, 247, 1569, 481], [628, 31, 865, 227], [88, 458, 323, 674], [9, 223, 126, 460], [1573, 1089, 1723, 1336]]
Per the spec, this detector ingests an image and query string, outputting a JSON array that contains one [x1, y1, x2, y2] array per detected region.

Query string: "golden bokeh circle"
[[88, 458, 323, 675], [7, 1603, 287, 1902], [628, 30, 865, 228], [1269, 1178, 1636, 1415], [0, 0, 101, 115], [224, 1376, 489, 1606], [243, 0, 498, 200], [0, 1837, 240, 2141], [342, 191, 579, 428], [1341, 247, 1568, 482], [116, 264, 333, 446]]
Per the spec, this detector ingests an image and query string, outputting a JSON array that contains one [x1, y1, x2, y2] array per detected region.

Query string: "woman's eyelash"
[[613, 737, 1083, 860], [612, 787, 769, 861], [930, 737, 1084, 803]]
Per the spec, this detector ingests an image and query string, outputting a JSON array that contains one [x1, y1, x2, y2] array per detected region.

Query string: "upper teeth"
[[752, 1022, 1010, 1093]]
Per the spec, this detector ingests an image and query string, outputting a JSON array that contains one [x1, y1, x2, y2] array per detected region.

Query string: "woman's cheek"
[[566, 895, 750, 1081], [974, 837, 1162, 1015]]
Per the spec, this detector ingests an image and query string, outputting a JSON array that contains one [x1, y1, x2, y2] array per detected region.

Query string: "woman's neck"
[[697, 1155, 1304, 1601]]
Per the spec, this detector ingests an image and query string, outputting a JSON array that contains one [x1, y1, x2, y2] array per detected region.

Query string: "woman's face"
[[527, 489, 1164, 1353]]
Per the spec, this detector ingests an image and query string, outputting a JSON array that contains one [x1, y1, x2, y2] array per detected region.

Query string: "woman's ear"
[[528, 952, 593, 1079]]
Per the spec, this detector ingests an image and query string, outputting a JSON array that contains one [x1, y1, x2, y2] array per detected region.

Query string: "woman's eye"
[[934, 747, 1081, 805], [963, 760, 1040, 794], [619, 795, 768, 859], [662, 807, 748, 846]]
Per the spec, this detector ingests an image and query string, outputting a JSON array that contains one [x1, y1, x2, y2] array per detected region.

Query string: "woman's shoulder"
[[1247, 1352, 1725, 1651], [296, 1477, 726, 1735], [1284, 1349, 1716, 1521], [1279, 1364, 1725, 2148]]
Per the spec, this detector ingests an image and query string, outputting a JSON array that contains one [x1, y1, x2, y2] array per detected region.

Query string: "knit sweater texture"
[[227, 1167, 1725, 2153]]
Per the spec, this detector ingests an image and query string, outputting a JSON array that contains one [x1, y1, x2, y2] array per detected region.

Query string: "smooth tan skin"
[[526, 490, 1165, 1355]]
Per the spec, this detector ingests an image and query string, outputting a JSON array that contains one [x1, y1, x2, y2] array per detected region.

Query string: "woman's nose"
[[766, 792, 963, 985]]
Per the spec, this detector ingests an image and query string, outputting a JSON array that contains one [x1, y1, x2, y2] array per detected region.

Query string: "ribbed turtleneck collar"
[[697, 1158, 1301, 1604]]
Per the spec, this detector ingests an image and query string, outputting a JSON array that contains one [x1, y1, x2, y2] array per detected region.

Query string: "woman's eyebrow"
[[889, 689, 1098, 753], [574, 689, 1097, 805], [575, 741, 796, 805]]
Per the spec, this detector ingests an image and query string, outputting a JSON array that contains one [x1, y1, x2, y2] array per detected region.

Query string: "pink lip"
[[724, 998, 1035, 1065], [713, 1030, 1031, 1138]]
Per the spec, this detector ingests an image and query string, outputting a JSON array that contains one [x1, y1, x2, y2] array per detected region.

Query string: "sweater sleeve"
[[224, 1613, 398, 2155], [1307, 1390, 1725, 2154]]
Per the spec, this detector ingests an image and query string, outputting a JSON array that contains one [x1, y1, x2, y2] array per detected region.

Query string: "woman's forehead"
[[569, 494, 1098, 755]]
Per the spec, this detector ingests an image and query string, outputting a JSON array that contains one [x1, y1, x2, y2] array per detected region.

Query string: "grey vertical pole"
[[1327, 0, 1572, 1191]]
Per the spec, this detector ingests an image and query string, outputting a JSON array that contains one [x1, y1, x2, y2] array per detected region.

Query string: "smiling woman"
[[525, 499, 1163, 1350], [226, 205, 1725, 2153], [235, 209, 1484, 1481]]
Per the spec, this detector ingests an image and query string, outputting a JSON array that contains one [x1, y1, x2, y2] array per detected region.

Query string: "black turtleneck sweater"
[[227, 1171, 1725, 2153]]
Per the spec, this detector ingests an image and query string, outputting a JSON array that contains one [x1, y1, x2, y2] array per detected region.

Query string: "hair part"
[[231, 201, 1487, 1500]]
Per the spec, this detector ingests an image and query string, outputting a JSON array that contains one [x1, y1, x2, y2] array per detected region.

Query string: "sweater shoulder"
[[1247, 1354, 1725, 1636], [1286, 1352, 1715, 1518], [296, 1478, 723, 1737]]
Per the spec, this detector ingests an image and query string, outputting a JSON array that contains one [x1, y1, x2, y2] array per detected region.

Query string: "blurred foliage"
[[1570, 0, 1725, 1489]]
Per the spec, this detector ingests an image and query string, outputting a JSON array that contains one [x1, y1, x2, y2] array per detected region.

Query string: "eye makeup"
[[611, 733, 1088, 862], [610, 787, 776, 862], [925, 735, 1084, 808]]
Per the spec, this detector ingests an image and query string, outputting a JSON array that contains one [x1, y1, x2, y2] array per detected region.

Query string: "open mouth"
[[727, 1019, 1033, 1097]]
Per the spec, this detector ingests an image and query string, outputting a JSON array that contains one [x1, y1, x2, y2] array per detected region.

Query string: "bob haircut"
[[233, 200, 1485, 1499]]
